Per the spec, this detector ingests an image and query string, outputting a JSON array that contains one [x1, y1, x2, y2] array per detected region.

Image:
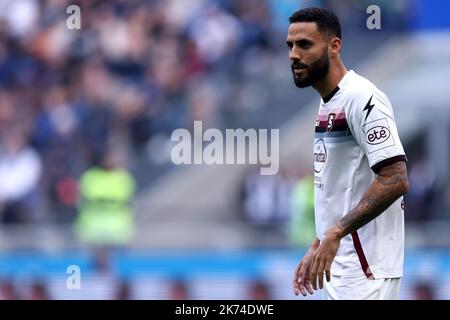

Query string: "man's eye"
[[295, 40, 312, 49]]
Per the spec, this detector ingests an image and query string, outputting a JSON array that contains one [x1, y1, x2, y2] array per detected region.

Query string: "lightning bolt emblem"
[[363, 95, 375, 121]]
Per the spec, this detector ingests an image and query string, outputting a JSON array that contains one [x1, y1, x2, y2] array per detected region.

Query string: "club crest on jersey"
[[327, 113, 336, 132]]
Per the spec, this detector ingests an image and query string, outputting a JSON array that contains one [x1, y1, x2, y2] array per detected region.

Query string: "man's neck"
[[313, 61, 348, 99]]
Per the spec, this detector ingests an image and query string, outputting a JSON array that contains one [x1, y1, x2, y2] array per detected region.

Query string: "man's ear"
[[329, 37, 341, 57]]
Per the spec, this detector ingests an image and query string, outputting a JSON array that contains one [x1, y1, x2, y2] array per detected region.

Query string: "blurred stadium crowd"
[[0, 0, 285, 225], [0, 0, 437, 227], [0, 0, 448, 299]]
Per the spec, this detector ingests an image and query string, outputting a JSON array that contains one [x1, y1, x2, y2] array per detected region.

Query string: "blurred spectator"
[[289, 173, 315, 247], [187, 3, 241, 65], [92, 246, 112, 274], [446, 183, 450, 216], [0, 0, 284, 225], [404, 158, 435, 221], [247, 279, 271, 300], [74, 147, 136, 247], [168, 279, 189, 300], [241, 167, 277, 226], [28, 280, 50, 300], [0, 129, 42, 223], [31, 84, 82, 223], [0, 279, 20, 300], [115, 279, 132, 300], [413, 281, 435, 300], [241, 166, 294, 227]]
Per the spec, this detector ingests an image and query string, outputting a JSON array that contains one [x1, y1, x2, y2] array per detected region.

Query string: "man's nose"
[[289, 48, 301, 62]]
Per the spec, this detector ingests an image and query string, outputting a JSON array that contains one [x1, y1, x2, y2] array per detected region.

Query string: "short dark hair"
[[289, 7, 342, 39]]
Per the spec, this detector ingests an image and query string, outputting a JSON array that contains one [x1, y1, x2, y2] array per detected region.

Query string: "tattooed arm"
[[309, 160, 409, 290], [335, 160, 409, 236]]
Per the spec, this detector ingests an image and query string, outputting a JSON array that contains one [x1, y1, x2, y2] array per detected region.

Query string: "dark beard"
[[292, 51, 330, 88]]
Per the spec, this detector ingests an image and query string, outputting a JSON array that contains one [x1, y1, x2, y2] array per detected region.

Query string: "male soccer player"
[[288, 8, 409, 299]]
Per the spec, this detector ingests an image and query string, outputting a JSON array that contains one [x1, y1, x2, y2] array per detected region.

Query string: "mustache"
[[291, 62, 308, 70]]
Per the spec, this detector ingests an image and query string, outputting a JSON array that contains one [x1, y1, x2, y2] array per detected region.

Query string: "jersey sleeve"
[[346, 89, 406, 173]]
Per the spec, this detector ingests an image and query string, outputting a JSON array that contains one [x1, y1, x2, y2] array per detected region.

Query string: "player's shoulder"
[[340, 70, 390, 108], [340, 71, 376, 98]]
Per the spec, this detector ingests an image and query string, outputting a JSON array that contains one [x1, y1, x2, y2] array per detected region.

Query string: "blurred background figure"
[[289, 172, 315, 247], [404, 157, 436, 221], [247, 279, 272, 300], [241, 167, 284, 227], [0, 129, 42, 224], [0, 279, 20, 300], [115, 279, 132, 300], [413, 281, 436, 300], [28, 280, 51, 300], [75, 147, 136, 248], [167, 279, 190, 300], [0, 0, 448, 300]]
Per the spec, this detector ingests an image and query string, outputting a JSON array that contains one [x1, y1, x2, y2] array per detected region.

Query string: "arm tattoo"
[[336, 161, 409, 237]]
